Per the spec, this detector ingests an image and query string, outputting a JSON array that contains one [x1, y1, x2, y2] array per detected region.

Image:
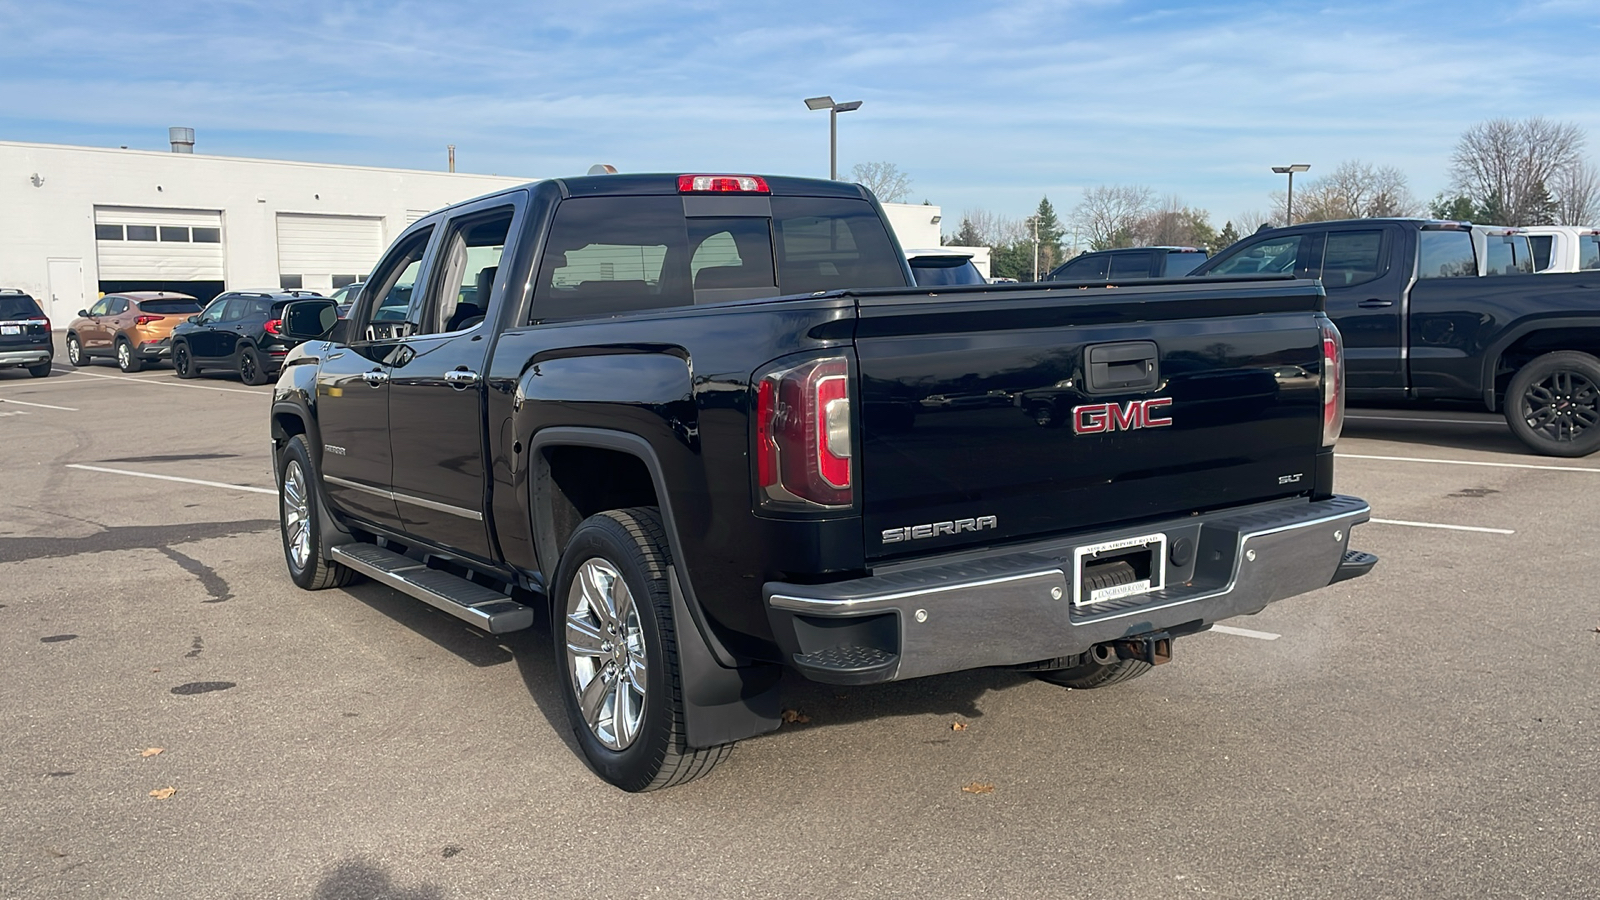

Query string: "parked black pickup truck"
[[1190, 218, 1600, 456], [269, 173, 1375, 791]]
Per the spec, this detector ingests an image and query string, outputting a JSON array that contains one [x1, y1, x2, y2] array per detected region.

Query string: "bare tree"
[[1286, 160, 1419, 222], [1072, 184, 1154, 250], [1450, 117, 1586, 225], [1131, 195, 1216, 248], [1552, 159, 1600, 225], [850, 162, 912, 203], [955, 208, 1026, 247]]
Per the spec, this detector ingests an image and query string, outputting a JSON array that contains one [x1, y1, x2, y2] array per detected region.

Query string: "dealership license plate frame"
[[1072, 533, 1167, 607], [0, 325, 20, 335]]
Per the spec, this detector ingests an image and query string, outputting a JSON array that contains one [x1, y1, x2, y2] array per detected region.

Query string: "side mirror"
[[77, 309, 89, 318], [187, 315, 199, 324], [281, 299, 340, 341]]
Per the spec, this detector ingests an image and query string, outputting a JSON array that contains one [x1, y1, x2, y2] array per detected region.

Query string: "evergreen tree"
[[1031, 197, 1065, 275], [1428, 192, 1478, 222], [947, 217, 984, 247], [1215, 220, 1240, 251]]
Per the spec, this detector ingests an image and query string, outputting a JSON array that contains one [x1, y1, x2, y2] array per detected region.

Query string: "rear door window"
[[1162, 251, 1208, 276], [1417, 229, 1477, 279], [1109, 252, 1152, 279], [1319, 230, 1384, 287], [1529, 235, 1554, 271]]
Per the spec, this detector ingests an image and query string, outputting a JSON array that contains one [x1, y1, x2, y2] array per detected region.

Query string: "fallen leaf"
[[151, 668, 160, 673], [780, 709, 811, 724], [149, 787, 176, 800], [46, 848, 68, 859], [951, 722, 968, 732], [961, 782, 994, 794], [140, 748, 164, 758]]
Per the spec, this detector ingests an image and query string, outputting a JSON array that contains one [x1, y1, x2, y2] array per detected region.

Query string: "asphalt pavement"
[[2, 348, 1596, 900]]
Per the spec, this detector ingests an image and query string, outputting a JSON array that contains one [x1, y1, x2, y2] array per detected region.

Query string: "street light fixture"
[[1272, 164, 1311, 225], [804, 95, 863, 180]]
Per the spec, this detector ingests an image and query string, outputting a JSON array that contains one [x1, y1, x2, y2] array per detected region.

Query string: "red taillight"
[[263, 318, 282, 335], [678, 174, 771, 194], [754, 355, 852, 509], [1320, 318, 1345, 447], [135, 315, 162, 326]]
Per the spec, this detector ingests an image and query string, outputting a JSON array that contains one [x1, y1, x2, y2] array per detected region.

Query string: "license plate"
[[1073, 533, 1167, 607], [0, 325, 19, 335]]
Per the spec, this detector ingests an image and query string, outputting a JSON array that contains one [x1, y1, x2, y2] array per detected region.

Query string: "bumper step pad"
[[1330, 549, 1379, 584], [330, 543, 534, 634], [792, 645, 899, 684]]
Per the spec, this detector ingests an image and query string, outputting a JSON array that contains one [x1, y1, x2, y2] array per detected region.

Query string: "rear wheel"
[[27, 361, 51, 378], [553, 507, 731, 792], [115, 339, 143, 373], [66, 334, 89, 367], [172, 341, 198, 378], [238, 345, 270, 386], [1505, 351, 1600, 457], [277, 435, 355, 590]]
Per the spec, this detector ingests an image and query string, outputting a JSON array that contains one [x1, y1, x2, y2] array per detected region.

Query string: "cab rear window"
[[531, 196, 906, 321]]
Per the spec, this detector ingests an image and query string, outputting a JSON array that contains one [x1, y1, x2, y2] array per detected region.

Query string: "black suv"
[[1047, 246, 1209, 281], [0, 290, 53, 378], [170, 290, 323, 385]]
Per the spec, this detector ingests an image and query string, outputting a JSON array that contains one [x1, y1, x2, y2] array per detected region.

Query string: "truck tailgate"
[[854, 280, 1327, 560]]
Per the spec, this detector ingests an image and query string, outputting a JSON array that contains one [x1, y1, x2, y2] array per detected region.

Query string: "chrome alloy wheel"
[[565, 558, 647, 751], [281, 459, 312, 571], [117, 342, 131, 369]]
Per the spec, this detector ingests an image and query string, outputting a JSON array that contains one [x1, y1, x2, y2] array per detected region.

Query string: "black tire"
[[172, 341, 198, 378], [553, 507, 731, 792], [1505, 350, 1600, 458], [27, 361, 52, 378], [65, 334, 89, 367], [238, 345, 271, 386], [1032, 649, 1153, 690], [277, 435, 355, 590], [115, 338, 143, 373]]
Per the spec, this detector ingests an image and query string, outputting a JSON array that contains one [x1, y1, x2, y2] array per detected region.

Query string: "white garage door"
[[276, 214, 384, 289], [94, 207, 225, 281]]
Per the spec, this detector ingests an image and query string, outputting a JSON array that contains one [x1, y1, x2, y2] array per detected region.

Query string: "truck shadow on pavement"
[[312, 857, 443, 900], [1342, 415, 1533, 456]]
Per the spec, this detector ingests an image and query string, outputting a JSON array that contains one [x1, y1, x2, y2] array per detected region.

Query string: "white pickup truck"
[[1522, 225, 1600, 272]]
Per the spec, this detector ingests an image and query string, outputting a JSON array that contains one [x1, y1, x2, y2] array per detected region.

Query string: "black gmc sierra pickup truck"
[[1191, 218, 1600, 456], [269, 173, 1376, 791]]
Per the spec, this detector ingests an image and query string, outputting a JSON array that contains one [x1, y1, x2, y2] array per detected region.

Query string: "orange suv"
[[65, 292, 206, 372]]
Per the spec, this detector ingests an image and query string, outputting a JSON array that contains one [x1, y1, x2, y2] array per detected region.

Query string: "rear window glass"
[[532, 196, 905, 321], [910, 257, 986, 286], [1581, 234, 1600, 271], [140, 298, 203, 315], [0, 296, 44, 319], [1483, 234, 1534, 275], [1418, 230, 1477, 278]]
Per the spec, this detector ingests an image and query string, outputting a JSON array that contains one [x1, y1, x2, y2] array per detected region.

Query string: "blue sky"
[[4, 0, 1599, 232]]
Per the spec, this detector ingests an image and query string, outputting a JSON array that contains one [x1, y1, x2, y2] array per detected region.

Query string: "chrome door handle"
[[443, 369, 480, 390], [361, 369, 389, 387], [1358, 298, 1394, 308]]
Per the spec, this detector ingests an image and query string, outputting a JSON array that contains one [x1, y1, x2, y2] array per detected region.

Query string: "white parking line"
[[1369, 517, 1515, 535], [1339, 453, 1600, 474], [51, 368, 266, 396], [1210, 624, 1281, 641], [65, 464, 276, 495], [1346, 415, 1503, 427], [0, 397, 77, 411]]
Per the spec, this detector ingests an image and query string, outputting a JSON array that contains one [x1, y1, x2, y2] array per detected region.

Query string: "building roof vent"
[[169, 127, 195, 154]]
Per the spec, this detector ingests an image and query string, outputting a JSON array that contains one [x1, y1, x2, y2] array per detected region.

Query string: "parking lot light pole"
[[804, 96, 863, 180], [1272, 164, 1311, 225]]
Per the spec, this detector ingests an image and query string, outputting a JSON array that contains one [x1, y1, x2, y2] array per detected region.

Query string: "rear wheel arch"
[[1483, 321, 1600, 410]]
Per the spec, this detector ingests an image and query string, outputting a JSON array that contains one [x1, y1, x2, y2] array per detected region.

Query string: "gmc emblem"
[[1072, 397, 1173, 434]]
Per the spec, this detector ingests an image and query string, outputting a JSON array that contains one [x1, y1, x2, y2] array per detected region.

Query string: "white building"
[[1, 138, 957, 324], [1, 138, 532, 323]]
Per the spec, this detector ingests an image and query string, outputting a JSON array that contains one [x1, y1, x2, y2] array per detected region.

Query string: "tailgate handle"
[[1086, 341, 1159, 393]]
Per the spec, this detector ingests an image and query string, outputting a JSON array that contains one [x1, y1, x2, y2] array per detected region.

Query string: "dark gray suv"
[[1047, 246, 1209, 282], [0, 290, 53, 378]]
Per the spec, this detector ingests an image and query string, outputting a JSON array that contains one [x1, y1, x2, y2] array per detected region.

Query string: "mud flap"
[[669, 568, 782, 748]]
